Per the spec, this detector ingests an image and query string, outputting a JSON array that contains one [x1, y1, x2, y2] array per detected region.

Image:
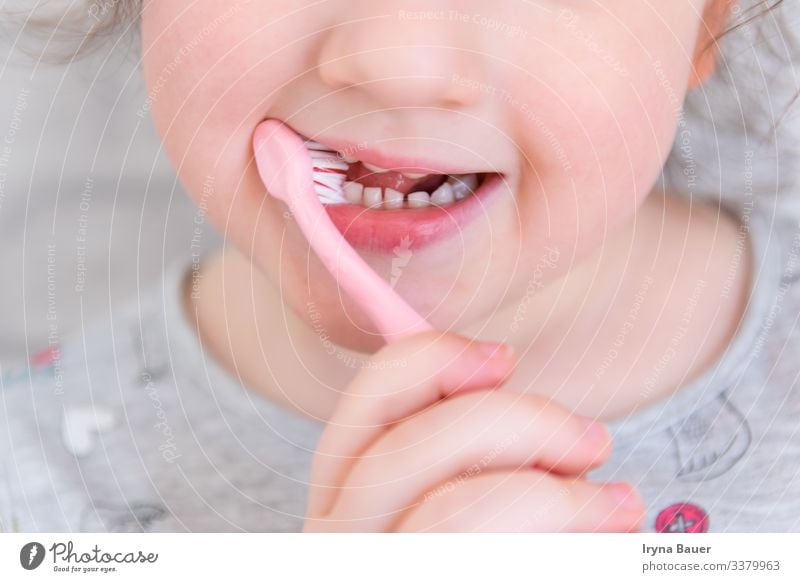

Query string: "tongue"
[[346, 162, 447, 195]]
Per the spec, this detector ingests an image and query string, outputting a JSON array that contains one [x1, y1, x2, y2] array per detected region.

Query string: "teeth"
[[312, 122, 486, 207], [383, 188, 405, 209], [343, 181, 364, 204], [308, 138, 484, 208], [449, 173, 479, 200], [407, 191, 431, 208], [323, 176, 481, 208], [430, 181, 455, 206], [363, 186, 383, 209]]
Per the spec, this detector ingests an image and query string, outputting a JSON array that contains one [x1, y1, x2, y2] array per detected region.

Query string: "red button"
[[655, 502, 709, 533]]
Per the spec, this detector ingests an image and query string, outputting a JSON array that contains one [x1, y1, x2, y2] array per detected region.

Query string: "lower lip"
[[324, 174, 504, 253]]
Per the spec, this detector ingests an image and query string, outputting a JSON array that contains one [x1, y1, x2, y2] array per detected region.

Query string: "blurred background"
[[0, 1, 798, 365], [0, 1, 220, 364]]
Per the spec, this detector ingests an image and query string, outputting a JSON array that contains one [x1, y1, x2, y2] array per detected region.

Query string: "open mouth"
[[268, 129, 508, 252], [306, 139, 492, 210]]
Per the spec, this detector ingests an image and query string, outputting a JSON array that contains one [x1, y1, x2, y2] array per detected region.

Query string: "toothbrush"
[[252, 119, 433, 343]]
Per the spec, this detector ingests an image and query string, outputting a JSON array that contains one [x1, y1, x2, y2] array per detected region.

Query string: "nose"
[[316, 13, 483, 109]]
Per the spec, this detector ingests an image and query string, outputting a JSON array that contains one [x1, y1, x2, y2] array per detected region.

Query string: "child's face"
[[142, 1, 719, 348]]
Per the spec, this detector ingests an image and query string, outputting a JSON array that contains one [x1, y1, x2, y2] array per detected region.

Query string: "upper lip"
[[290, 125, 503, 177]]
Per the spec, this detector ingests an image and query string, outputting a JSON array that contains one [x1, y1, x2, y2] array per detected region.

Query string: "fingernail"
[[475, 341, 515, 361], [606, 482, 644, 512]]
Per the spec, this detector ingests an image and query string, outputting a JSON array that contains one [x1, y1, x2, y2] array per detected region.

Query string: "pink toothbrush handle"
[[253, 120, 433, 343]]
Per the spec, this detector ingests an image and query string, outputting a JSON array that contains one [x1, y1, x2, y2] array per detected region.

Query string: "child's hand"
[[304, 331, 645, 532]]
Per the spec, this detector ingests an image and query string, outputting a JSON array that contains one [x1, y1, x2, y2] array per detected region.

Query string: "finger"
[[319, 389, 611, 530], [307, 330, 516, 518], [394, 470, 645, 532]]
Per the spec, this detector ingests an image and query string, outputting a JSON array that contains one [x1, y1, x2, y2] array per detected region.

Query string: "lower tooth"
[[344, 181, 364, 204], [319, 175, 480, 208], [449, 173, 479, 200], [430, 182, 455, 206], [363, 187, 383, 208], [383, 188, 404, 209], [407, 191, 431, 208]]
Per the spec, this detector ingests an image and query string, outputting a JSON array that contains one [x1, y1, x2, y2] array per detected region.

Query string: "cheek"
[[141, 0, 325, 166], [141, 1, 318, 278], [508, 5, 698, 262], [142, 3, 274, 177]]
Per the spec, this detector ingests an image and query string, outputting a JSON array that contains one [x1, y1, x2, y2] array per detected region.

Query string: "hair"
[[5, 0, 143, 63]]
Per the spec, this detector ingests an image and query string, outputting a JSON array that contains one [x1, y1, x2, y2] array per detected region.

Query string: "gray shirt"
[[2, 198, 799, 532]]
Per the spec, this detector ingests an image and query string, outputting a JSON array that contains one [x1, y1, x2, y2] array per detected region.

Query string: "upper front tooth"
[[341, 153, 359, 163], [401, 171, 428, 179], [362, 162, 390, 174]]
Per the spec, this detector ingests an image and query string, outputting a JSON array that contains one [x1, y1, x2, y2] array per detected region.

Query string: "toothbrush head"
[[252, 120, 349, 205], [306, 141, 349, 204], [252, 119, 433, 343], [252, 119, 312, 206]]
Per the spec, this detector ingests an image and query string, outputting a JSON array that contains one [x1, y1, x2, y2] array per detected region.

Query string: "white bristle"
[[314, 176, 346, 190], [305, 140, 351, 205], [317, 189, 348, 204], [308, 150, 334, 158], [308, 150, 344, 160], [306, 140, 336, 152], [313, 159, 348, 170]]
